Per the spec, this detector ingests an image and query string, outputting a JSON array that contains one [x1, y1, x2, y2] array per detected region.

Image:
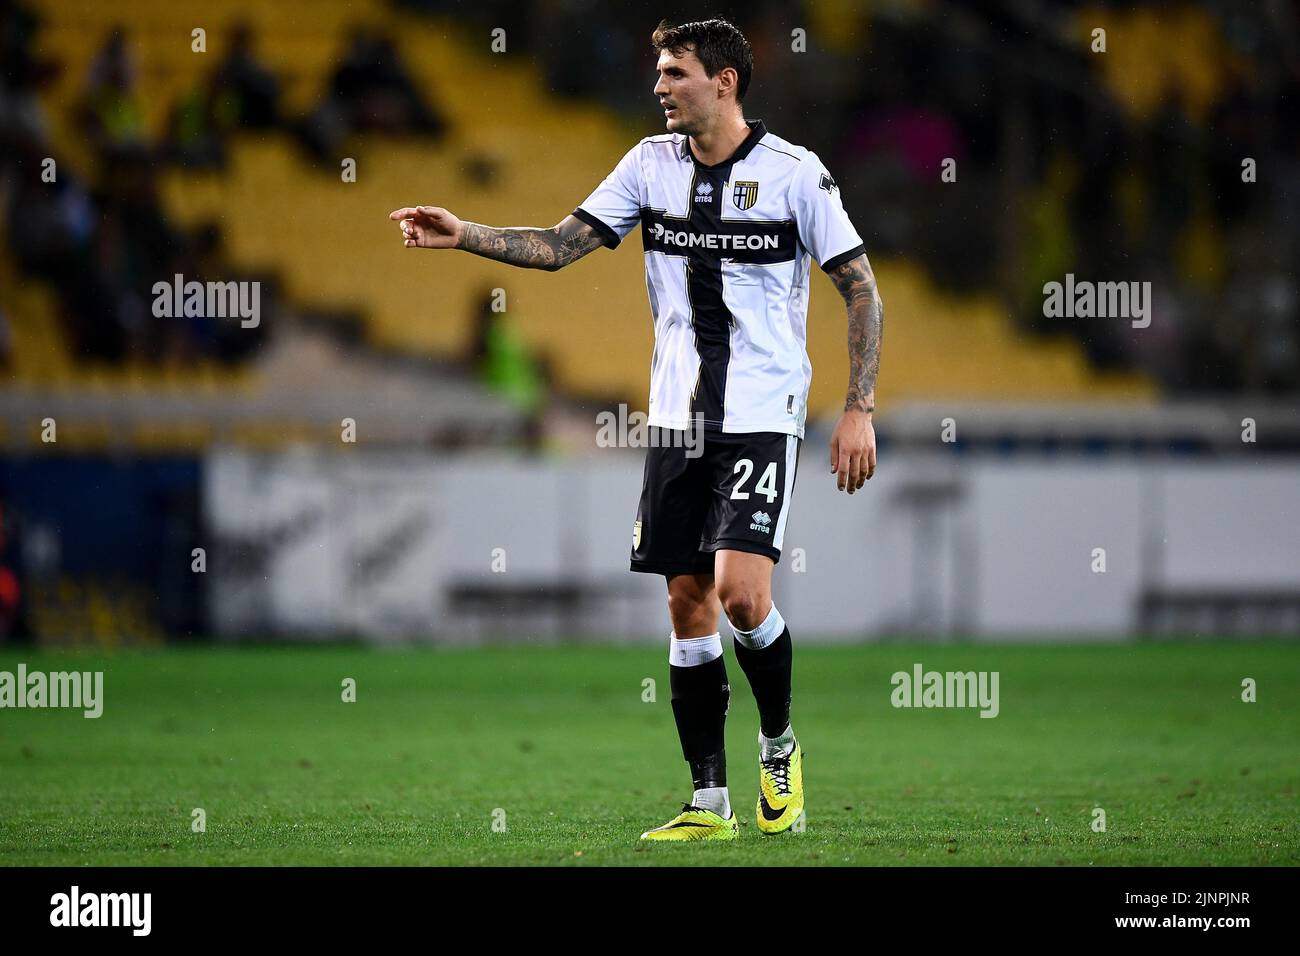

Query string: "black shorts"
[[630, 427, 802, 576]]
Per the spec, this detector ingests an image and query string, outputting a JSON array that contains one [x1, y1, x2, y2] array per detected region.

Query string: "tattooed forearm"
[[456, 215, 605, 271], [828, 253, 883, 413]]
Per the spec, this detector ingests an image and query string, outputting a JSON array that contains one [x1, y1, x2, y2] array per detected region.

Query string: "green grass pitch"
[[0, 641, 1296, 866]]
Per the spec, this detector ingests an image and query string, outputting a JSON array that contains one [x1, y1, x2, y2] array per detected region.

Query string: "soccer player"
[[388, 17, 882, 841]]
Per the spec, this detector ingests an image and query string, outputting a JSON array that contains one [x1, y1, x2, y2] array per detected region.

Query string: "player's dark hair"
[[651, 17, 753, 105]]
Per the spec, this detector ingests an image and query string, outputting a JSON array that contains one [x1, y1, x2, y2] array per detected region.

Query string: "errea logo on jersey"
[[694, 181, 714, 203]]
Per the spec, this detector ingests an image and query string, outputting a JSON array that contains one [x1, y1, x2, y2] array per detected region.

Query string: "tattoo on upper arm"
[[457, 216, 605, 271], [828, 253, 883, 413]]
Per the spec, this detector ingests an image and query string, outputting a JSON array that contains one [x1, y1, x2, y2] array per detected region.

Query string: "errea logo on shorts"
[[749, 511, 772, 534]]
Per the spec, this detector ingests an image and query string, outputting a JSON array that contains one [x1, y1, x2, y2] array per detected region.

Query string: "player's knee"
[[667, 589, 712, 634], [718, 584, 764, 631]]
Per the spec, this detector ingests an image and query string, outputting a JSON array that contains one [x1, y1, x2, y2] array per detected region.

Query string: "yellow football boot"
[[756, 740, 803, 834], [639, 804, 739, 842]]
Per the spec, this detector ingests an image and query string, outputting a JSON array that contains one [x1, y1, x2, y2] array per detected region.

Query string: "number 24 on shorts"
[[732, 458, 778, 502]]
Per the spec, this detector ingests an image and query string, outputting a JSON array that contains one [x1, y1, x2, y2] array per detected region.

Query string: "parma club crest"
[[732, 181, 759, 210]]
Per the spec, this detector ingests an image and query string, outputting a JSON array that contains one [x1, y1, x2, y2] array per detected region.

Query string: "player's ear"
[[718, 66, 737, 100]]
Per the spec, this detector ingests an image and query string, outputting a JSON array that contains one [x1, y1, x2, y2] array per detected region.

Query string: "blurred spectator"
[[212, 23, 281, 130], [298, 29, 447, 161], [166, 71, 235, 169], [467, 287, 546, 414], [166, 24, 281, 168], [79, 26, 148, 158]]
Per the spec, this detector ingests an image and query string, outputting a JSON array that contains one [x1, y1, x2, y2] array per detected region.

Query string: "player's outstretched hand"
[[388, 205, 463, 249], [830, 408, 876, 494]]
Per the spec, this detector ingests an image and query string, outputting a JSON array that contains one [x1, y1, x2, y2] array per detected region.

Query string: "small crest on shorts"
[[632, 519, 642, 550], [733, 181, 759, 210]]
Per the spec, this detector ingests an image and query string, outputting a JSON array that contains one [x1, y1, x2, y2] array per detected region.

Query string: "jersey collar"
[[680, 118, 767, 168]]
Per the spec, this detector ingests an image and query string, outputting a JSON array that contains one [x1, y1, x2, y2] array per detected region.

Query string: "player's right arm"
[[387, 206, 607, 272], [390, 142, 641, 270]]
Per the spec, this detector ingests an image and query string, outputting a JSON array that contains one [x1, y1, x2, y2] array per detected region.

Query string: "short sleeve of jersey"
[[572, 143, 643, 250], [792, 153, 865, 272]]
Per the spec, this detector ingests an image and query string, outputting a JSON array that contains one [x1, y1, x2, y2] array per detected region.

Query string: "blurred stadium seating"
[[0, 0, 1296, 645], [6, 0, 1168, 437]]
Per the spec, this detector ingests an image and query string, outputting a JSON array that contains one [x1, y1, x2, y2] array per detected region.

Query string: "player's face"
[[654, 48, 717, 135]]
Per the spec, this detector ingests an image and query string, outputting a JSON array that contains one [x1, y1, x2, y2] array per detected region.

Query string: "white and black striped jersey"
[[573, 118, 865, 438]]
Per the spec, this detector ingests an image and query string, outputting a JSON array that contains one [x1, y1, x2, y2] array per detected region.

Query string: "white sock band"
[[730, 603, 785, 650], [668, 632, 723, 667], [760, 725, 795, 759], [692, 786, 730, 817]]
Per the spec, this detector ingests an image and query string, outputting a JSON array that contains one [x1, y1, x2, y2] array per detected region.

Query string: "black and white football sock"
[[668, 632, 731, 817], [730, 604, 795, 756]]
